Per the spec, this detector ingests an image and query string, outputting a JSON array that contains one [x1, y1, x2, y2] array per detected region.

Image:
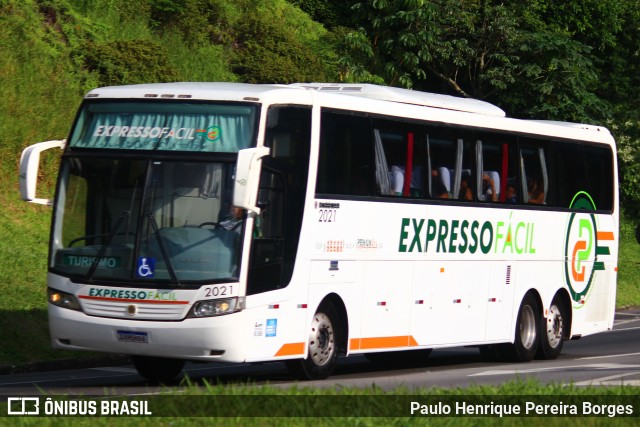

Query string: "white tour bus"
[[20, 82, 618, 381]]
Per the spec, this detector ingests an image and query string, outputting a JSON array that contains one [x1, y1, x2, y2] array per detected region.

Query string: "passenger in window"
[[431, 169, 449, 199], [389, 165, 405, 196], [481, 173, 497, 202], [459, 175, 473, 200], [389, 165, 425, 197], [527, 177, 544, 204], [505, 184, 517, 204]]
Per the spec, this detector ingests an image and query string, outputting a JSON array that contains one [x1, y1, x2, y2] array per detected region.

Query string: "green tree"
[[83, 40, 179, 85], [289, 0, 356, 29], [231, 0, 332, 83], [341, 0, 617, 122]]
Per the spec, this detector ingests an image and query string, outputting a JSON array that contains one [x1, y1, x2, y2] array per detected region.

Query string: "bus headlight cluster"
[[48, 288, 82, 311], [188, 297, 244, 318]]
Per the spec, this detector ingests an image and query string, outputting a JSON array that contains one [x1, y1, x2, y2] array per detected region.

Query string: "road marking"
[[469, 363, 640, 377], [573, 372, 640, 387], [611, 325, 640, 332], [91, 367, 138, 373], [579, 352, 640, 360], [614, 312, 640, 317]]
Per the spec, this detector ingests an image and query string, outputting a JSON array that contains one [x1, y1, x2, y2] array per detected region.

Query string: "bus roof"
[[288, 83, 507, 117], [84, 82, 505, 117], [84, 82, 286, 102], [83, 82, 612, 142]]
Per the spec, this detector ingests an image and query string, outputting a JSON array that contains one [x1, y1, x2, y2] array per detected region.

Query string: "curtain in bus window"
[[72, 106, 255, 153], [374, 129, 392, 196]]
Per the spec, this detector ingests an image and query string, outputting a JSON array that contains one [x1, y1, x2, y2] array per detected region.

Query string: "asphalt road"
[[0, 310, 639, 396]]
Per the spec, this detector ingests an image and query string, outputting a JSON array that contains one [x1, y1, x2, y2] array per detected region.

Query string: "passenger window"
[[317, 111, 373, 196], [374, 124, 427, 198], [425, 128, 474, 201], [520, 139, 551, 205], [427, 137, 454, 199], [476, 136, 517, 203], [555, 142, 612, 210]]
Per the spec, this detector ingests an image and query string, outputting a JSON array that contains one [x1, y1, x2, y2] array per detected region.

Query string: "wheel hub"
[[546, 304, 563, 349], [308, 313, 334, 366]]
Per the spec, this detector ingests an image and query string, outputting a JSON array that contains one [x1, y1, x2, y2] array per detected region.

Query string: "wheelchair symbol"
[[136, 257, 155, 278]]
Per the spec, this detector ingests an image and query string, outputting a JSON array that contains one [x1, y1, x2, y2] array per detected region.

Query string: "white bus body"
[[20, 82, 618, 380]]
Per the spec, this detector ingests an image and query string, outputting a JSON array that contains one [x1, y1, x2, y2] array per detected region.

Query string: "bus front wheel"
[[285, 302, 339, 380], [132, 355, 185, 382]]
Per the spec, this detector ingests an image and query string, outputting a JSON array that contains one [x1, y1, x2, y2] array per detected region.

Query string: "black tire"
[[536, 297, 566, 360], [500, 293, 540, 362], [285, 302, 339, 380], [132, 355, 185, 382], [365, 349, 433, 367]]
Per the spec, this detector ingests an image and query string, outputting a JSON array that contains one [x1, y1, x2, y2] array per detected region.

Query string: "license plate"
[[116, 330, 148, 343]]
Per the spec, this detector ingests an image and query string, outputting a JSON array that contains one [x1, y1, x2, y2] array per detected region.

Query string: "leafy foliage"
[[290, 0, 356, 29], [83, 40, 180, 85], [227, 0, 335, 83], [232, 12, 328, 83]]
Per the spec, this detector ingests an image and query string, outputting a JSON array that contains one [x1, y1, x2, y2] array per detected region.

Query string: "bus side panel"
[[355, 261, 413, 351], [306, 259, 364, 356], [568, 213, 619, 337], [244, 290, 308, 362]]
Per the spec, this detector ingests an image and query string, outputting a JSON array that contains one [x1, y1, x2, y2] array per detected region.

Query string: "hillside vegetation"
[[0, 0, 335, 365], [0, 0, 638, 367]]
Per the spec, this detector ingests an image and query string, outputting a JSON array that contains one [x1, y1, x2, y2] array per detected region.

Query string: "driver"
[[220, 206, 244, 231]]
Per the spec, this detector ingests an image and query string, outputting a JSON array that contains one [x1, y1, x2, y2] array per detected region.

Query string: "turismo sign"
[[398, 216, 536, 255]]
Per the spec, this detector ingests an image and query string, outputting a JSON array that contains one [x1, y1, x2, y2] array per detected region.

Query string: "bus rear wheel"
[[536, 298, 566, 360], [501, 293, 540, 362], [285, 302, 339, 380], [132, 355, 185, 382]]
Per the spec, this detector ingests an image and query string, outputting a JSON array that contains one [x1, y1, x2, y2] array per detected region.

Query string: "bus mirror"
[[19, 139, 65, 205], [233, 146, 270, 214]]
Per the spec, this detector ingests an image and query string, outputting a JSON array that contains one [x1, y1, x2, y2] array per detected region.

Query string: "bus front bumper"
[[48, 304, 249, 362]]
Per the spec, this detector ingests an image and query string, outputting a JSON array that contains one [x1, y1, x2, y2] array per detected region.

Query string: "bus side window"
[[476, 135, 517, 203], [520, 138, 551, 205], [374, 126, 427, 198], [554, 142, 611, 210], [317, 111, 373, 196], [427, 135, 456, 199], [427, 130, 473, 201]]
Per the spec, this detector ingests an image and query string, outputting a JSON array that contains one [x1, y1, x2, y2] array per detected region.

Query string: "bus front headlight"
[[48, 288, 82, 311], [188, 297, 244, 318]]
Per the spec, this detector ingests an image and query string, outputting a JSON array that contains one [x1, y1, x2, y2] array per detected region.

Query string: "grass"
[[616, 220, 640, 309]]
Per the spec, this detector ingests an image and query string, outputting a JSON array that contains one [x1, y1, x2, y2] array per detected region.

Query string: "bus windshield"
[[51, 158, 243, 284]]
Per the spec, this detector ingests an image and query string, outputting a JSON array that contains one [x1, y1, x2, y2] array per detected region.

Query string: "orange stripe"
[[597, 231, 615, 241], [350, 335, 419, 350], [275, 342, 305, 357], [78, 295, 189, 305]]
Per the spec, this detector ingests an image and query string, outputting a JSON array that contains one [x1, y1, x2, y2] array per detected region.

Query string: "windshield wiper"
[[85, 211, 129, 282], [146, 212, 181, 285]]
